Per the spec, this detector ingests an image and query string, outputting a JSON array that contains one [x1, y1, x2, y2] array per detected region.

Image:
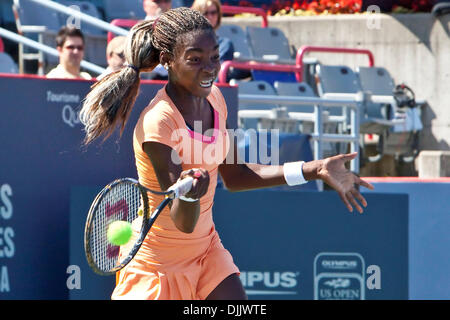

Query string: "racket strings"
[[89, 182, 143, 273]]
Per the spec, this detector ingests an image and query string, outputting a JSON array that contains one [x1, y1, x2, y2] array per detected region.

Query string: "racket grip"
[[168, 176, 194, 198]]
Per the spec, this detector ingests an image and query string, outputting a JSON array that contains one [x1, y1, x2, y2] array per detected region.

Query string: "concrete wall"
[[223, 13, 450, 152]]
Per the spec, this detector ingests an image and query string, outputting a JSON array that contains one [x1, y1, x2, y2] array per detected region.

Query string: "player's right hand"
[[179, 168, 209, 201]]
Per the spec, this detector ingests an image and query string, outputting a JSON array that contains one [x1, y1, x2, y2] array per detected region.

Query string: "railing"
[[295, 46, 375, 82], [237, 94, 361, 174], [105, 5, 269, 43], [218, 60, 301, 83], [221, 5, 268, 28], [25, 0, 128, 36], [0, 26, 106, 75], [218, 46, 375, 84]]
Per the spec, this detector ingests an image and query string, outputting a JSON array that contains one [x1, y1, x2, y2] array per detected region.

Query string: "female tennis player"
[[80, 7, 374, 300]]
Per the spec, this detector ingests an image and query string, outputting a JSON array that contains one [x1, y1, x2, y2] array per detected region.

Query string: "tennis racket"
[[84, 176, 194, 276]]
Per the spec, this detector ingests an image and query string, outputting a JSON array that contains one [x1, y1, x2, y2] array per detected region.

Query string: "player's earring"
[[164, 63, 169, 70]]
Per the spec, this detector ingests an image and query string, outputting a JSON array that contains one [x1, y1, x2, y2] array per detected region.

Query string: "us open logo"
[[314, 252, 365, 300]]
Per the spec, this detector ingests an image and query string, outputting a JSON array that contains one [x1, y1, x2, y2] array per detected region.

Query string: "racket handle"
[[168, 176, 194, 198]]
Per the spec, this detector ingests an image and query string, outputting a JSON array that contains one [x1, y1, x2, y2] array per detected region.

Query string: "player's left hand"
[[317, 152, 374, 213]]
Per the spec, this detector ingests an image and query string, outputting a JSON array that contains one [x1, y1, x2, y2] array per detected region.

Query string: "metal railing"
[[221, 5, 268, 28], [237, 94, 361, 174], [295, 46, 375, 82]]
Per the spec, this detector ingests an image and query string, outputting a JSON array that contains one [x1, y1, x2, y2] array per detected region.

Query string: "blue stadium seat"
[[313, 64, 358, 118], [235, 80, 307, 133], [59, 1, 105, 35], [245, 26, 294, 63], [12, 0, 62, 73], [357, 66, 395, 96], [274, 80, 348, 157], [356, 66, 423, 160], [0, 0, 16, 26], [13, 0, 62, 31], [316, 64, 408, 134], [0, 51, 18, 73], [245, 26, 296, 85], [216, 24, 252, 61], [233, 80, 279, 130], [235, 80, 278, 111], [274, 81, 316, 114], [102, 0, 145, 21]]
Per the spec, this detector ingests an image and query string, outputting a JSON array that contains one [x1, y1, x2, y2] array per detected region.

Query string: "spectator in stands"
[[143, 0, 172, 21], [46, 26, 92, 80], [97, 36, 126, 80], [191, 0, 234, 63]]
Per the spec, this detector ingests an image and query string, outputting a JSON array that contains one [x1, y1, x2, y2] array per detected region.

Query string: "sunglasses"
[[154, 0, 171, 3], [204, 10, 218, 16], [65, 45, 84, 51], [113, 51, 125, 59]]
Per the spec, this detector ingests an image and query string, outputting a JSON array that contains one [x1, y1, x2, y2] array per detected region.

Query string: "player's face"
[[168, 30, 220, 98]]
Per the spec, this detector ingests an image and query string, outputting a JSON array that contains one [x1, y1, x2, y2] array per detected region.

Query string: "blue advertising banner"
[[366, 181, 450, 300], [213, 189, 408, 300]]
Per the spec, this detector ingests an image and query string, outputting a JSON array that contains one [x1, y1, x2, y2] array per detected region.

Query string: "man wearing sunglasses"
[[46, 26, 92, 80]]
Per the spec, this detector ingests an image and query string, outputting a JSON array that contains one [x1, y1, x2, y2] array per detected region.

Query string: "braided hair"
[[80, 7, 213, 145]]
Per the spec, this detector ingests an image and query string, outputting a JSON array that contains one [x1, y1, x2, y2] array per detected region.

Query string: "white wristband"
[[283, 161, 307, 186], [179, 195, 199, 202]]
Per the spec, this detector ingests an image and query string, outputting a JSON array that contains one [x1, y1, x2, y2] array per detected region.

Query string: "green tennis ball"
[[107, 221, 132, 246]]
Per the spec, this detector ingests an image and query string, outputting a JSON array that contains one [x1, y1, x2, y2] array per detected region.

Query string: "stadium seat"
[[245, 26, 296, 84], [316, 64, 422, 161], [233, 80, 279, 130], [356, 66, 398, 131], [274, 80, 350, 157], [13, 0, 62, 31], [59, 1, 105, 35], [12, 0, 60, 73], [274, 81, 319, 135], [274, 81, 316, 114], [216, 24, 253, 61], [357, 66, 423, 160], [0, 0, 16, 26], [245, 26, 294, 63], [357, 66, 396, 96], [315, 64, 397, 131], [102, 0, 145, 22], [235, 80, 305, 133], [0, 52, 19, 73], [235, 80, 278, 110], [312, 64, 357, 119]]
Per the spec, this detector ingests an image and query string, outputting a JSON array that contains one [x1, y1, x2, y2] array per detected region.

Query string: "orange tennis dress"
[[111, 85, 239, 300]]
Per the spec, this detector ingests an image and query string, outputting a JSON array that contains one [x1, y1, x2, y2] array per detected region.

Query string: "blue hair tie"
[[125, 64, 139, 73]]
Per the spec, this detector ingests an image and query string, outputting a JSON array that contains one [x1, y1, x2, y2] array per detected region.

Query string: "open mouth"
[[199, 79, 214, 88]]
